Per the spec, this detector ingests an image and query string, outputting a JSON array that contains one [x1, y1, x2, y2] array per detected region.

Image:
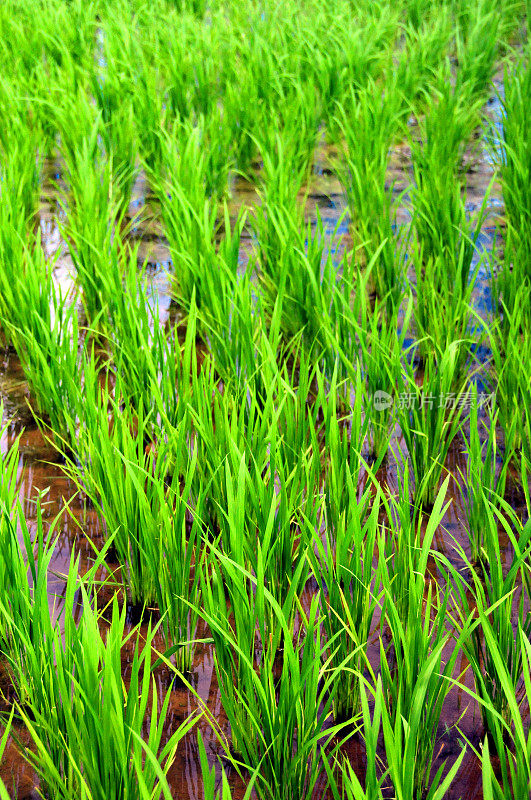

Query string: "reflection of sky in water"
[[483, 81, 505, 167]]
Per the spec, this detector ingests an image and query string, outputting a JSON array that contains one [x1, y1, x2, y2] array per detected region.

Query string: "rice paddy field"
[[0, 0, 530, 797]]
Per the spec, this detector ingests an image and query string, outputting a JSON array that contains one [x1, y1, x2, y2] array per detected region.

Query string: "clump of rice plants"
[[309, 489, 382, 722], [199, 547, 347, 800], [0, 241, 82, 445], [492, 53, 531, 316], [335, 79, 405, 309], [64, 380, 203, 666], [440, 500, 531, 741], [395, 343, 468, 508], [459, 385, 515, 563], [59, 115, 126, 327], [5, 565, 199, 800]]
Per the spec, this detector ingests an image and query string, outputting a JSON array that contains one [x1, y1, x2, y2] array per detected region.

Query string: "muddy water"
[[0, 69, 528, 799]]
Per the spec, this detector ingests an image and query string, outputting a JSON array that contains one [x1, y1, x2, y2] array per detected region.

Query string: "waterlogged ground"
[[0, 66, 527, 799]]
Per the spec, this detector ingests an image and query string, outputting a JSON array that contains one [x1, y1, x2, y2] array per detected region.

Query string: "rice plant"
[[492, 53, 531, 314], [0, 241, 82, 444], [377, 480, 462, 800], [325, 675, 466, 800], [459, 385, 515, 563], [199, 547, 347, 800], [479, 626, 531, 800], [440, 500, 531, 740], [59, 116, 126, 326], [488, 298, 531, 452], [335, 80, 405, 307], [64, 382, 197, 620], [8, 574, 200, 800], [395, 343, 468, 508], [309, 489, 382, 721]]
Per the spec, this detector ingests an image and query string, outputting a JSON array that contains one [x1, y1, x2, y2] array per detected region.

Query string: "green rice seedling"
[[316, 362, 372, 532], [395, 343, 468, 508], [334, 80, 404, 304], [106, 243, 192, 426], [259, 78, 321, 183], [0, 416, 62, 671], [60, 121, 126, 326], [488, 299, 531, 452], [411, 87, 489, 287], [274, 344, 322, 479], [154, 135, 240, 323], [356, 294, 412, 462], [199, 548, 347, 799], [479, 628, 531, 800], [9, 567, 199, 800], [90, 34, 138, 211], [100, 103, 138, 215], [309, 8, 398, 140], [190, 366, 315, 611], [0, 120, 41, 241], [323, 675, 388, 799], [374, 479, 463, 799], [411, 245, 482, 374], [255, 208, 340, 346], [394, 9, 453, 115], [130, 42, 167, 175], [322, 251, 379, 387], [309, 489, 382, 721], [198, 730, 261, 800], [64, 385, 197, 618], [454, 0, 500, 103], [459, 385, 516, 563], [1, 243, 83, 445], [325, 675, 466, 800], [440, 499, 531, 739], [492, 55, 531, 306], [0, 710, 14, 800]]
